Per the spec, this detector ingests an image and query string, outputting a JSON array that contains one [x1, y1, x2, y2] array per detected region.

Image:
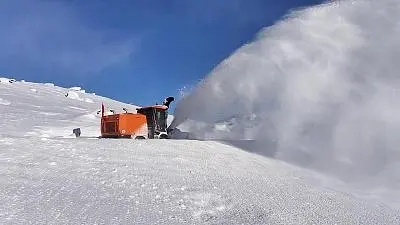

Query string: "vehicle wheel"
[[135, 136, 146, 140], [159, 134, 169, 139]]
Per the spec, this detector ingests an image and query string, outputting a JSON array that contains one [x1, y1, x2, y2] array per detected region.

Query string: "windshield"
[[155, 109, 167, 131]]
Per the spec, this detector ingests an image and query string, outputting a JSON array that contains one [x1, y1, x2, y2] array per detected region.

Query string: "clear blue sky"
[[0, 0, 324, 107]]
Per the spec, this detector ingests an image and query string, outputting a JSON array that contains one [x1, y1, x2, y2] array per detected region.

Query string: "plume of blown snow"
[[170, 0, 400, 185]]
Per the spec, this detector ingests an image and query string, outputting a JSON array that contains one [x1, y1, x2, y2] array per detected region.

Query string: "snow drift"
[[170, 0, 400, 185]]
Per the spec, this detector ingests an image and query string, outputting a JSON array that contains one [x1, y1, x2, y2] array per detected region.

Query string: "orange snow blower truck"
[[100, 97, 174, 139]]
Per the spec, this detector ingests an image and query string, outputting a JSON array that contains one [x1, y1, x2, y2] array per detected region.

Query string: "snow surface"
[[170, 0, 400, 212], [1, 138, 399, 225], [0, 79, 400, 224]]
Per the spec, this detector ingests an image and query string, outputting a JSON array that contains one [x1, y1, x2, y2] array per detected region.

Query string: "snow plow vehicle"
[[100, 97, 174, 139]]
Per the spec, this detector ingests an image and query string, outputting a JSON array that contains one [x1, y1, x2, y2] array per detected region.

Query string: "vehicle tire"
[[135, 136, 146, 140], [159, 134, 169, 139]]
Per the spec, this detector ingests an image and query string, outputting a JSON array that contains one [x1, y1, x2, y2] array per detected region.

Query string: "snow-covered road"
[[1, 137, 399, 224]]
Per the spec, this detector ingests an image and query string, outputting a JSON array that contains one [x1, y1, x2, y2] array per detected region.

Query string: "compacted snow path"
[[0, 138, 399, 224]]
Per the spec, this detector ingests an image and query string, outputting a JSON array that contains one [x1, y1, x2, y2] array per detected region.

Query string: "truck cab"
[[136, 105, 170, 139]]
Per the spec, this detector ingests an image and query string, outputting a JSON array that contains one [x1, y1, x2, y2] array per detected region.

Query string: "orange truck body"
[[100, 96, 174, 139], [101, 113, 148, 138]]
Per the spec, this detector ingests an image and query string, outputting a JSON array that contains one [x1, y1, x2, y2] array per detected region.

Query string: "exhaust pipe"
[[163, 96, 175, 108]]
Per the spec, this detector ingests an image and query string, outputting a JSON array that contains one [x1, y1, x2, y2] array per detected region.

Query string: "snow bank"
[[0, 77, 16, 84], [69, 86, 82, 91], [65, 90, 93, 103], [171, 0, 400, 186], [69, 86, 87, 93], [65, 91, 81, 100]]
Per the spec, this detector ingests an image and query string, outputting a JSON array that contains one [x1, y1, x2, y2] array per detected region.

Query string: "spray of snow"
[[170, 0, 400, 187], [177, 86, 193, 99]]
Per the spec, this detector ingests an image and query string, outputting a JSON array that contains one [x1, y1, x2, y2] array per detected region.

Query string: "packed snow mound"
[[170, 0, 400, 209], [0, 78, 171, 138]]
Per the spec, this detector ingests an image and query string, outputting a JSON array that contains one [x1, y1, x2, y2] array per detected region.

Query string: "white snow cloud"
[[0, 0, 138, 75], [171, 0, 400, 184]]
